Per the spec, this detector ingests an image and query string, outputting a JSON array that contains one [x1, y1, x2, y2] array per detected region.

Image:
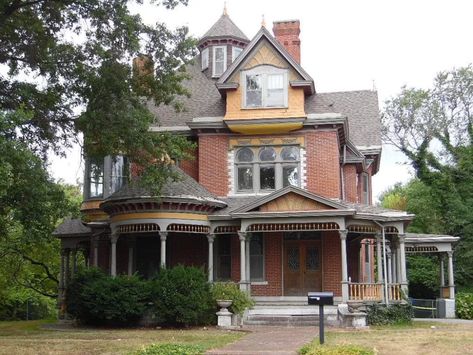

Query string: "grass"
[[302, 321, 473, 355], [0, 320, 244, 355]]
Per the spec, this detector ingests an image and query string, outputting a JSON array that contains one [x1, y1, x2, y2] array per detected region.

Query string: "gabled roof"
[[231, 186, 351, 214], [199, 13, 249, 44], [217, 26, 315, 94]]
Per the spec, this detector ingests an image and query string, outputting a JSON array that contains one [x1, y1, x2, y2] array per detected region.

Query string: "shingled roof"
[[53, 218, 92, 237], [200, 13, 249, 43], [106, 166, 225, 206]]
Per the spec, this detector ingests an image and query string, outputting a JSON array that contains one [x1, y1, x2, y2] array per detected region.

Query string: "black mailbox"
[[307, 291, 334, 306]]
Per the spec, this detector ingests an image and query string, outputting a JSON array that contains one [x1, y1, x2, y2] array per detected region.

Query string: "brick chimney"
[[272, 20, 301, 64]]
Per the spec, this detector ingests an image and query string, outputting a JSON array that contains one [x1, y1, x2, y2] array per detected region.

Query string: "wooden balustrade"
[[349, 283, 402, 301]]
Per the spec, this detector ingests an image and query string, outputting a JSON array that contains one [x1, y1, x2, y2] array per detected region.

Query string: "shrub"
[[0, 288, 56, 320], [149, 265, 214, 326], [366, 303, 413, 325], [211, 282, 254, 315], [300, 342, 374, 355], [456, 293, 473, 319], [135, 343, 204, 355], [66, 268, 150, 326]]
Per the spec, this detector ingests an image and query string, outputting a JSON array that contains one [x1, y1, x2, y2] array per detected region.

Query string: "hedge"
[[366, 303, 413, 325], [456, 292, 473, 319]]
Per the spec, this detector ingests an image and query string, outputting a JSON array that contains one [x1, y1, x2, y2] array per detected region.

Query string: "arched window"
[[235, 146, 300, 193]]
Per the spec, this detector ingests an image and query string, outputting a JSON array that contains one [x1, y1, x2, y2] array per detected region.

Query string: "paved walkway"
[[207, 326, 316, 355]]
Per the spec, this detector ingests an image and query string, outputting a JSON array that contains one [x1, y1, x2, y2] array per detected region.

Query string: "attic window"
[[232, 46, 243, 62], [201, 48, 209, 70], [242, 66, 288, 108], [213, 46, 227, 77]]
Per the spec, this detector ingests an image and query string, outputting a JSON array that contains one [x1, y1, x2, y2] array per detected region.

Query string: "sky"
[[49, 0, 473, 200]]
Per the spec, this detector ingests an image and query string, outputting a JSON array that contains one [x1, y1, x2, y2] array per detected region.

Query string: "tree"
[[0, 1, 196, 306], [382, 65, 473, 288]]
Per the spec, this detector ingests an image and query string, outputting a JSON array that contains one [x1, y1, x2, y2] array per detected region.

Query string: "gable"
[[257, 192, 336, 212]]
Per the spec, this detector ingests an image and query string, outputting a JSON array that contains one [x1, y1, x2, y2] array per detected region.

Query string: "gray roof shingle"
[[54, 218, 92, 236], [305, 90, 381, 147], [201, 14, 249, 42]]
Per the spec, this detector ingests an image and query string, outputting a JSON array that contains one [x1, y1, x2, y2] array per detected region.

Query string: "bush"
[[66, 268, 150, 326], [0, 288, 56, 320], [456, 293, 473, 319], [211, 282, 254, 315], [135, 343, 204, 355], [366, 303, 412, 325], [149, 265, 213, 326], [300, 342, 374, 355]]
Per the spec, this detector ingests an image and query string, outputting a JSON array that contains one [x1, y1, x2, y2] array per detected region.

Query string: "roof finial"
[[223, 1, 228, 16], [261, 14, 266, 28]]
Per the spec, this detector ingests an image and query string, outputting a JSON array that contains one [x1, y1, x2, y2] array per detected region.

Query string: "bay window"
[[242, 66, 288, 108], [235, 146, 300, 193]]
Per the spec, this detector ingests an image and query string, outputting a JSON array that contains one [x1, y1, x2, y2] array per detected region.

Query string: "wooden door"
[[284, 240, 322, 295]]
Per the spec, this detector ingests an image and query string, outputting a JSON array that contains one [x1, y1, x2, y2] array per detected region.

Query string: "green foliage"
[[135, 343, 204, 355], [366, 303, 413, 325], [149, 266, 214, 326], [0, 287, 56, 321], [382, 65, 473, 288], [406, 255, 439, 299], [300, 342, 374, 355], [66, 268, 150, 326], [456, 293, 473, 319], [211, 282, 254, 315]]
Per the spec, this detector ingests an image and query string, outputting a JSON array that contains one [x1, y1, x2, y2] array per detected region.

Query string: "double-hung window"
[[250, 233, 264, 281], [213, 46, 227, 77], [242, 66, 288, 108], [362, 173, 369, 204], [232, 46, 242, 62], [201, 47, 209, 70], [87, 158, 104, 198], [235, 146, 300, 193]]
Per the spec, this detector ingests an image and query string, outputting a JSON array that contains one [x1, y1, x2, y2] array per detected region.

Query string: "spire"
[[261, 14, 266, 28], [223, 1, 228, 16]]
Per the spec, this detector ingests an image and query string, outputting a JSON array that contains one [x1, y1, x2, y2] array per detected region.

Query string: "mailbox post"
[[308, 292, 334, 345]]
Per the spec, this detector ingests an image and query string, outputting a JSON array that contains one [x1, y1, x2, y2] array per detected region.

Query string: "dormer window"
[[232, 46, 243, 62], [242, 66, 288, 108], [201, 47, 209, 70], [213, 46, 227, 77]]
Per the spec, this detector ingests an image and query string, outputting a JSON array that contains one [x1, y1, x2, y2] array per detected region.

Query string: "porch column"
[[207, 234, 215, 283], [447, 251, 455, 299], [110, 233, 118, 276], [391, 249, 397, 283], [59, 249, 66, 291], [387, 249, 392, 284], [238, 232, 248, 292], [439, 256, 445, 287], [245, 233, 251, 290], [64, 248, 70, 288], [376, 234, 383, 283], [398, 234, 408, 294], [128, 238, 135, 276], [71, 249, 78, 277], [159, 231, 167, 268], [93, 237, 99, 267], [339, 230, 349, 302]]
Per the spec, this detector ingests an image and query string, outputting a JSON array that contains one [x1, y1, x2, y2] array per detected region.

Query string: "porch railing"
[[348, 282, 402, 302]]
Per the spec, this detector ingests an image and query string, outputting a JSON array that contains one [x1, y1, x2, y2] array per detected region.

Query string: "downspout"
[[341, 145, 347, 200], [373, 221, 389, 306]]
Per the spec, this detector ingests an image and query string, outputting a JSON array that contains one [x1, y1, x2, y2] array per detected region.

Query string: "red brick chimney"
[[272, 20, 301, 64]]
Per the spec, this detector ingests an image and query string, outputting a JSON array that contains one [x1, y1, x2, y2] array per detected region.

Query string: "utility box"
[[308, 292, 334, 306]]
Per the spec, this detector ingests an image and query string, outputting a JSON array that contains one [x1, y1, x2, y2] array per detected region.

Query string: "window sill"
[[250, 281, 268, 286], [241, 106, 288, 110]]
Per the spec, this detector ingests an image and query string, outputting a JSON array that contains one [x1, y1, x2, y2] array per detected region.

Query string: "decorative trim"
[[347, 225, 380, 234], [214, 225, 240, 234], [111, 212, 208, 223], [229, 136, 305, 149], [118, 223, 160, 234], [167, 224, 210, 234], [406, 246, 439, 253], [247, 222, 339, 232]]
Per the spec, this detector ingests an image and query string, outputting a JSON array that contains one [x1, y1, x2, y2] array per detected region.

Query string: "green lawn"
[[301, 321, 473, 355], [0, 320, 244, 355]]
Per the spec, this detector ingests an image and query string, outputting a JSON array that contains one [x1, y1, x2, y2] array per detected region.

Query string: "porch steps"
[[244, 303, 339, 327]]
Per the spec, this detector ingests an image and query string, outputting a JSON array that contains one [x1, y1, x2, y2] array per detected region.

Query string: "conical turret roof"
[[200, 13, 249, 43]]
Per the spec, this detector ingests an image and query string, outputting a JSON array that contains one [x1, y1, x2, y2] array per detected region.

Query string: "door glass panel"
[[306, 247, 320, 270], [287, 247, 300, 271]]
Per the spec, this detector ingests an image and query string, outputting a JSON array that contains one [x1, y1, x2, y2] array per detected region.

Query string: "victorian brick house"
[[55, 10, 458, 314]]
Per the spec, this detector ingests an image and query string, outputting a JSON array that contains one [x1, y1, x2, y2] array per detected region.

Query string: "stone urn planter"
[[216, 299, 233, 312]]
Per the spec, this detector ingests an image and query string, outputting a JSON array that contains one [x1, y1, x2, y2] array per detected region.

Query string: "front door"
[[284, 240, 322, 296]]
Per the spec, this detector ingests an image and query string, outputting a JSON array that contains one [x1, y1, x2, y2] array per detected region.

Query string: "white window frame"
[[241, 66, 288, 108], [232, 46, 243, 62], [234, 145, 300, 194], [362, 172, 370, 204], [201, 47, 209, 70], [212, 46, 227, 77]]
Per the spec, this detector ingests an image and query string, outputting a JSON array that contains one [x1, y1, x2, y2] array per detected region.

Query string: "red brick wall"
[[305, 130, 341, 199], [198, 135, 229, 196], [180, 146, 199, 181], [252, 232, 283, 296], [343, 164, 358, 203], [167, 233, 207, 268], [323, 231, 341, 296]]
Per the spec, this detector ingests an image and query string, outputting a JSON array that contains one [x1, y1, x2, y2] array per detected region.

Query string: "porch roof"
[[53, 218, 92, 237]]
